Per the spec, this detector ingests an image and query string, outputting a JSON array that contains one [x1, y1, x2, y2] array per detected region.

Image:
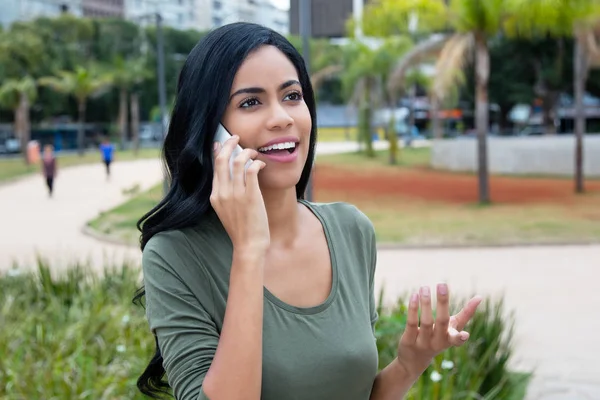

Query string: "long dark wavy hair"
[[133, 22, 317, 398]]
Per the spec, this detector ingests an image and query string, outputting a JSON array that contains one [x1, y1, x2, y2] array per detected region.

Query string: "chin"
[[258, 169, 304, 194]]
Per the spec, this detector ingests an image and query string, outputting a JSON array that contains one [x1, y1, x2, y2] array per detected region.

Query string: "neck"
[[261, 187, 301, 248]]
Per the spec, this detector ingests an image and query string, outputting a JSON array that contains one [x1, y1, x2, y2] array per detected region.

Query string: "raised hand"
[[396, 284, 482, 379], [210, 135, 270, 256]]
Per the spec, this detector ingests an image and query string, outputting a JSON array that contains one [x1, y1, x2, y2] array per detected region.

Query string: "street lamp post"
[[299, 0, 313, 202], [154, 12, 170, 195], [134, 11, 169, 195]]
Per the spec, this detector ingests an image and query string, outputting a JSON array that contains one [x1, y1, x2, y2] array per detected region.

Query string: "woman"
[[135, 22, 482, 400], [41, 144, 57, 197]]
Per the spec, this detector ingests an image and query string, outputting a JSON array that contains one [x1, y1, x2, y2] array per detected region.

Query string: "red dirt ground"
[[313, 164, 600, 205]]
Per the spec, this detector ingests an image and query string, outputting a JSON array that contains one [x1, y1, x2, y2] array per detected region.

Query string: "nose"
[[266, 102, 294, 131]]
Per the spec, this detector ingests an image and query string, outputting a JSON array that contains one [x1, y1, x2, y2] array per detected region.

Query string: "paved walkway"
[[0, 159, 162, 272], [0, 141, 598, 399]]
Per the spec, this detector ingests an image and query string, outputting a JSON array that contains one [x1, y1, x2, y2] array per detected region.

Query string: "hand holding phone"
[[214, 124, 253, 179], [211, 124, 270, 254]]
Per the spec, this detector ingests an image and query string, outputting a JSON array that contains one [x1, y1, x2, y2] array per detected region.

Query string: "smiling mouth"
[[257, 141, 297, 155]]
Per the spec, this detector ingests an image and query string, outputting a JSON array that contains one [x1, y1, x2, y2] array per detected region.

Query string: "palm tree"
[[341, 37, 412, 161], [111, 57, 153, 152], [507, 0, 600, 193], [386, 35, 449, 139], [363, 0, 599, 202], [311, 65, 344, 92], [0, 76, 37, 164], [39, 66, 113, 156], [363, 0, 506, 203], [573, 23, 600, 193]]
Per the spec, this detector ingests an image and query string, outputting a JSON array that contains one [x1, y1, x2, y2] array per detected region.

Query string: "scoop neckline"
[[262, 200, 339, 316]]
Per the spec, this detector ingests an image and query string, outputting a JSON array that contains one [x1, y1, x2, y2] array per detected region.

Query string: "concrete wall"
[[431, 136, 600, 177]]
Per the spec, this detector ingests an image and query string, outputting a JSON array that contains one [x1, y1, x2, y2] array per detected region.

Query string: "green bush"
[[0, 260, 155, 399], [374, 289, 531, 400], [0, 261, 530, 399]]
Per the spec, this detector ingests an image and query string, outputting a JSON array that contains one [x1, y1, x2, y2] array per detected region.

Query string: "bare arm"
[[203, 136, 269, 399], [369, 358, 419, 400], [201, 250, 265, 400]]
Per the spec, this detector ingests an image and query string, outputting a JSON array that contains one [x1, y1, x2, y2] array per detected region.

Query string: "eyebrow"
[[229, 80, 301, 101]]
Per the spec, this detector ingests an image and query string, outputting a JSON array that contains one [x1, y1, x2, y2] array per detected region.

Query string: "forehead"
[[231, 45, 299, 88]]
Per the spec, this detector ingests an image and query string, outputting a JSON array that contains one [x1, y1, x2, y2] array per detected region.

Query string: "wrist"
[[393, 357, 424, 383], [232, 246, 267, 267]]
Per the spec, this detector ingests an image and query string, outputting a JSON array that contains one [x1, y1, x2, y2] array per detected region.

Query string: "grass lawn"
[[317, 126, 386, 142], [88, 183, 164, 246], [87, 147, 600, 247], [0, 147, 162, 184]]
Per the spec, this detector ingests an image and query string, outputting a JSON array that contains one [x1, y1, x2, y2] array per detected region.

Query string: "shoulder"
[[142, 212, 230, 278], [304, 200, 375, 239]]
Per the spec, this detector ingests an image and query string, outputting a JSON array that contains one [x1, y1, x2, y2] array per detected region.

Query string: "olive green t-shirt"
[[142, 200, 379, 400]]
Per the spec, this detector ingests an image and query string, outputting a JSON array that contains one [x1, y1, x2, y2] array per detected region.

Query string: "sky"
[[271, 0, 290, 10]]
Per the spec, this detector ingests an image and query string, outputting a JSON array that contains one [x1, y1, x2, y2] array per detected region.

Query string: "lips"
[[256, 139, 300, 163], [258, 141, 297, 154], [257, 136, 299, 151]]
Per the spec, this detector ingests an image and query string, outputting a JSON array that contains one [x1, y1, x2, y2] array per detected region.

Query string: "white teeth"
[[258, 141, 296, 152]]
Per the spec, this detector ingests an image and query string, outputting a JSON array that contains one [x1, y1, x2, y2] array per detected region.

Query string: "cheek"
[[222, 113, 260, 145], [292, 104, 312, 139]]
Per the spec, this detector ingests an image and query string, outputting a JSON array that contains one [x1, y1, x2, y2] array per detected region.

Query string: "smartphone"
[[214, 123, 253, 178]]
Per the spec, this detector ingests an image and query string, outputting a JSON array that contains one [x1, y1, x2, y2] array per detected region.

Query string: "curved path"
[[0, 144, 597, 399], [0, 158, 163, 273]]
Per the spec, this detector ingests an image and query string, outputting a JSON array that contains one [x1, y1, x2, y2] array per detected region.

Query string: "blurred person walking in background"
[[99, 137, 115, 180], [41, 144, 57, 198]]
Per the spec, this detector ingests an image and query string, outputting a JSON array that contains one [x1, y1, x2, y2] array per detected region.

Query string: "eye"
[[239, 97, 261, 108], [284, 91, 303, 102]]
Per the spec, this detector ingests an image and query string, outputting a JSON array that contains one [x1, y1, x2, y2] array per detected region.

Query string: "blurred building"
[[124, 0, 289, 33], [289, 0, 370, 38], [82, 0, 124, 17], [211, 0, 288, 33], [124, 0, 198, 29], [0, 0, 82, 27], [0, 0, 288, 33]]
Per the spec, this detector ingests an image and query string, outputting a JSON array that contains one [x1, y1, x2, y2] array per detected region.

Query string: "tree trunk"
[[541, 93, 560, 135], [358, 79, 375, 158], [387, 99, 398, 165], [574, 36, 588, 194], [409, 83, 416, 131], [431, 96, 442, 139], [118, 88, 128, 151], [19, 93, 31, 165], [77, 100, 86, 157], [131, 92, 140, 156], [475, 33, 490, 204], [13, 103, 24, 164]]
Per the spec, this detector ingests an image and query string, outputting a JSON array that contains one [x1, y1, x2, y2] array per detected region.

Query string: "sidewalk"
[[0, 159, 162, 272]]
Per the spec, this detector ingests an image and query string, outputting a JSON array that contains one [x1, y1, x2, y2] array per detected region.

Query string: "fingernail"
[[438, 283, 448, 296], [460, 332, 469, 341], [421, 286, 430, 297], [410, 293, 418, 304]]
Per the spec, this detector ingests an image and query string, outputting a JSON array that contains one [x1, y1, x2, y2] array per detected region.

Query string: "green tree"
[[0, 76, 37, 164], [363, 0, 508, 204], [341, 37, 412, 161], [39, 66, 113, 156], [0, 26, 46, 79], [507, 1, 600, 192], [362, 0, 599, 203], [111, 56, 154, 151]]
